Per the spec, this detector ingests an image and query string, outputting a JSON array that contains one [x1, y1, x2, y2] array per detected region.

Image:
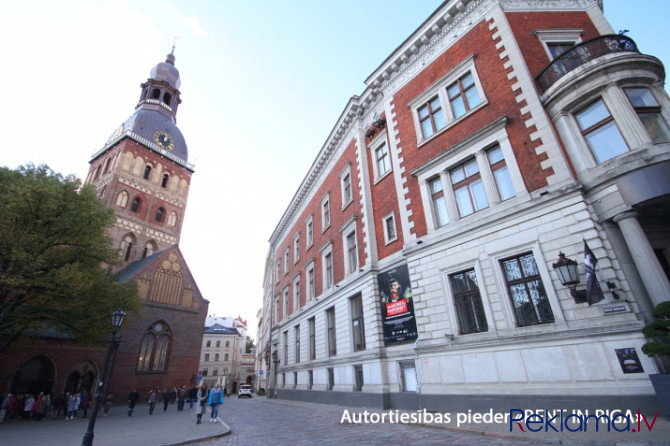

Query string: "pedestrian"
[[162, 387, 172, 412], [188, 385, 197, 410], [52, 393, 65, 419], [23, 394, 34, 420], [207, 383, 224, 423], [10, 394, 21, 419], [148, 389, 157, 415], [79, 391, 90, 418], [195, 384, 208, 424], [1, 393, 11, 423], [103, 394, 113, 417], [66, 393, 77, 420], [36, 393, 48, 421], [127, 389, 139, 417], [177, 385, 187, 411]]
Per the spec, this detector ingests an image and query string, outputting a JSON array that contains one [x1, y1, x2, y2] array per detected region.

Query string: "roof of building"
[[204, 323, 241, 336]]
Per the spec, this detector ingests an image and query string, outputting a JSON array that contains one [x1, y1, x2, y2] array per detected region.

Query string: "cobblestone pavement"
[[197, 397, 534, 446]]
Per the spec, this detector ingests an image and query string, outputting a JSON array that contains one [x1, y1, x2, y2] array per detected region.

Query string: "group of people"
[[2, 382, 226, 425], [0, 391, 93, 423], [126, 382, 224, 424]]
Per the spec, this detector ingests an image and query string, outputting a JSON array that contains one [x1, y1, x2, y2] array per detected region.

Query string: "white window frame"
[[321, 242, 334, 291], [306, 215, 314, 249], [415, 122, 526, 233], [534, 29, 583, 61], [369, 133, 392, 183], [293, 233, 300, 264], [340, 164, 353, 209], [283, 247, 289, 276], [409, 55, 487, 145], [382, 212, 398, 245], [282, 286, 290, 319], [305, 260, 315, 302], [340, 216, 359, 276], [293, 273, 301, 313], [321, 193, 331, 232]]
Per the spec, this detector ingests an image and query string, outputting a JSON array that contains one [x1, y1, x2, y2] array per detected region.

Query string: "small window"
[[546, 42, 575, 59], [487, 145, 515, 201], [341, 168, 353, 207], [447, 72, 481, 119], [284, 247, 290, 275], [214, 353, 219, 361], [151, 89, 160, 99], [451, 159, 488, 217], [225, 340, 230, 348], [418, 96, 446, 139], [575, 98, 628, 163], [321, 194, 331, 231], [155, 207, 164, 222], [224, 353, 229, 361], [625, 88, 670, 143], [383, 213, 398, 244], [294, 234, 300, 263], [161, 173, 169, 188], [354, 365, 364, 391], [326, 307, 336, 356], [131, 198, 140, 213], [350, 294, 365, 351], [293, 275, 301, 313], [449, 269, 488, 334], [374, 142, 391, 178], [163, 92, 172, 105], [306, 263, 315, 302], [206, 340, 211, 347], [345, 230, 358, 274], [116, 191, 129, 208], [204, 353, 210, 362], [143, 165, 152, 180], [283, 288, 289, 319], [429, 177, 449, 227], [306, 216, 314, 249], [327, 367, 334, 390], [501, 253, 554, 327]]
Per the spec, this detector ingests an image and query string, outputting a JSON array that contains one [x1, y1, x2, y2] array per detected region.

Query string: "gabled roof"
[[204, 323, 240, 336]]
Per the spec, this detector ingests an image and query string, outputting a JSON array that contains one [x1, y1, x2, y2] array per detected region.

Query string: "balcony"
[[536, 35, 638, 93]]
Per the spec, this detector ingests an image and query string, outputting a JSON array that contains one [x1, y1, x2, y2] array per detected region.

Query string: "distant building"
[[0, 50, 208, 401], [199, 315, 250, 394], [262, 0, 670, 413]]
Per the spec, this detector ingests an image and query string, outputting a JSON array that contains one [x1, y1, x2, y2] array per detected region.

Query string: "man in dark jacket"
[[127, 389, 139, 417]]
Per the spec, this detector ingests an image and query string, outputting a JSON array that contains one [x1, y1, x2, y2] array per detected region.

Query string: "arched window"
[[136, 322, 171, 373], [161, 173, 169, 188], [93, 166, 101, 180], [155, 207, 164, 222], [122, 234, 136, 262], [151, 88, 160, 99], [142, 241, 156, 258], [163, 92, 172, 105], [116, 191, 129, 208], [124, 242, 133, 261], [143, 165, 152, 180], [214, 353, 220, 361], [102, 158, 110, 175], [167, 212, 177, 227], [131, 198, 140, 213], [224, 353, 229, 362]]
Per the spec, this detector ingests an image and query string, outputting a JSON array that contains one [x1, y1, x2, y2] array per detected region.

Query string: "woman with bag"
[[195, 384, 208, 424]]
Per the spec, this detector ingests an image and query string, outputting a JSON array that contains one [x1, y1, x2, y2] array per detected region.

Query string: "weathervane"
[[171, 35, 179, 55]]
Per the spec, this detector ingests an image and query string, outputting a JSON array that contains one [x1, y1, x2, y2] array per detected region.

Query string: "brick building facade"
[[261, 0, 670, 412]]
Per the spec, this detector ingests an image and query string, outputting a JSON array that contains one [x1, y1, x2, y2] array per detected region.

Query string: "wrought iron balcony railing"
[[536, 35, 638, 93]]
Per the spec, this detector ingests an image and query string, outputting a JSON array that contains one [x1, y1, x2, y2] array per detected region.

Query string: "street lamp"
[[81, 309, 126, 446], [552, 253, 587, 303]]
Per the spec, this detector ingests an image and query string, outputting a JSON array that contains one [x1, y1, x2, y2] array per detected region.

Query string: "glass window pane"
[[464, 159, 479, 177], [465, 87, 481, 109], [430, 177, 443, 194], [576, 99, 610, 130], [455, 187, 474, 216], [487, 146, 504, 164], [451, 167, 465, 184], [418, 105, 429, 119], [461, 72, 474, 88], [434, 196, 449, 226], [421, 119, 434, 138], [585, 121, 628, 163], [470, 180, 488, 211], [433, 109, 446, 130], [625, 88, 659, 107], [640, 114, 670, 143], [451, 97, 466, 118], [494, 166, 516, 200]]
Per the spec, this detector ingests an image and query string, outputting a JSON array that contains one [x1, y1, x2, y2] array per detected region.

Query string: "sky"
[[1, 0, 668, 336]]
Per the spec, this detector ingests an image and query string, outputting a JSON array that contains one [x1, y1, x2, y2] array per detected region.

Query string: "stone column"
[[613, 211, 670, 307]]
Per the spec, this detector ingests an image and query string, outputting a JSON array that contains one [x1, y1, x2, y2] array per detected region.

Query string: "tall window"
[[350, 294, 366, 351], [429, 177, 449, 227], [224, 353, 229, 361], [116, 191, 129, 208], [131, 198, 140, 213], [283, 287, 289, 319], [321, 195, 331, 230], [341, 170, 352, 207], [143, 165, 152, 180], [283, 331, 288, 364], [374, 141, 391, 178], [136, 322, 170, 372], [326, 307, 336, 356], [306, 216, 314, 248], [293, 276, 301, 312], [625, 87, 670, 143], [293, 234, 300, 263], [155, 207, 164, 222], [323, 250, 333, 290], [306, 263, 315, 302], [501, 253, 554, 327], [346, 230, 358, 274], [354, 365, 364, 392], [308, 317, 316, 360], [451, 159, 488, 217], [449, 269, 488, 334], [575, 98, 628, 164], [283, 248, 289, 275], [448, 72, 481, 119], [418, 96, 446, 138], [294, 325, 301, 363], [204, 353, 210, 362], [214, 353, 220, 361], [488, 145, 515, 201], [161, 173, 169, 188], [383, 213, 397, 244]]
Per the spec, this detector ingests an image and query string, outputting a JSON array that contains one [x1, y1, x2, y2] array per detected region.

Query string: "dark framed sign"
[[378, 264, 418, 346], [615, 348, 644, 374]]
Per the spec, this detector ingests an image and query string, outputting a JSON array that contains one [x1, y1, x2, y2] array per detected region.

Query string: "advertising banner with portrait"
[[378, 264, 418, 346]]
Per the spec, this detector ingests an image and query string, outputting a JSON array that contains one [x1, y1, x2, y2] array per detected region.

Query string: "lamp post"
[[552, 253, 587, 303], [81, 309, 126, 446]]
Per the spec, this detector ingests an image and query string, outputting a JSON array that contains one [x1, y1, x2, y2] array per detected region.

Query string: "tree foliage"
[[245, 335, 255, 354], [642, 301, 670, 358], [0, 164, 140, 353]]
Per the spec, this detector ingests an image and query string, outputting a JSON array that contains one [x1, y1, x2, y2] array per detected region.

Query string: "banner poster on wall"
[[378, 264, 418, 346]]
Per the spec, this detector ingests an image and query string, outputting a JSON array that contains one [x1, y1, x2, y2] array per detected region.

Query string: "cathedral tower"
[[87, 49, 194, 266]]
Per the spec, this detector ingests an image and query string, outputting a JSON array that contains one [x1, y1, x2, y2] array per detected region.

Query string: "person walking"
[[66, 393, 77, 420], [127, 389, 139, 417], [195, 384, 208, 424], [207, 383, 224, 423], [177, 385, 187, 411], [162, 387, 172, 412], [103, 394, 113, 417], [1, 394, 11, 423], [148, 389, 157, 415], [188, 385, 197, 410]]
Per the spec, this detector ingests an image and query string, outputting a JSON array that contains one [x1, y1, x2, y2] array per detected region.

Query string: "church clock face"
[[154, 131, 174, 151]]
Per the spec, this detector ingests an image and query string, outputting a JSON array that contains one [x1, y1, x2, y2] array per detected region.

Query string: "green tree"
[[0, 164, 140, 353], [245, 335, 255, 354]]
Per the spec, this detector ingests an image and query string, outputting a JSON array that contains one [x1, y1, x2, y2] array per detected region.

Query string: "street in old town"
[[6, 394, 670, 446]]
